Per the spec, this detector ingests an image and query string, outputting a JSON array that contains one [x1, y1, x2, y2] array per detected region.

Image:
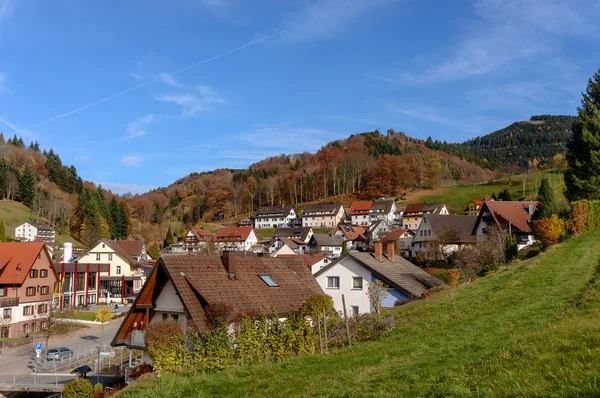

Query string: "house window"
[[351, 306, 359, 316], [102, 244, 105, 248], [258, 274, 279, 287], [108, 254, 113, 261], [41, 286, 49, 295], [0, 287, 5, 297], [38, 304, 47, 314], [428, 230, 432, 237], [40, 269, 48, 278], [26, 287, 35, 296], [88, 272, 97, 289], [29, 269, 38, 278], [88, 294, 96, 304], [3, 308, 12, 318], [23, 306, 32, 316], [116, 266, 121, 275], [96, 254, 101, 261], [23, 324, 29, 333], [352, 277, 363, 290], [327, 276, 340, 289]]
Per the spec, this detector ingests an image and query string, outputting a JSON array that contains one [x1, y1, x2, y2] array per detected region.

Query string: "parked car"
[[46, 347, 72, 361]]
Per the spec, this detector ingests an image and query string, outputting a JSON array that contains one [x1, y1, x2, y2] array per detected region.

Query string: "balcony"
[[0, 297, 19, 308], [124, 330, 146, 349]]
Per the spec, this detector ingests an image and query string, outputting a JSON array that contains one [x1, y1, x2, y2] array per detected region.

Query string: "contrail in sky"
[[27, 27, 293, 129]]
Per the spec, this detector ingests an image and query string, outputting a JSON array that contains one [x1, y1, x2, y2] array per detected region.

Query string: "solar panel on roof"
[[293, 231, 302, 235]]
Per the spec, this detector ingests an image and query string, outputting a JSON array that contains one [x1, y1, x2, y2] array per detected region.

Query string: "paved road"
[[0, 319, 123, 377]]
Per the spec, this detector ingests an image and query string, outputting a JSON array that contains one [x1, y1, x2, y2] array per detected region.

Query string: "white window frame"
[[326, 276, 340, 289], [352, 277, 363, 290], [96, 254, 101, 261], [116, 265, 122, 275], [351, 306, 359, 316], [108, 254, 113, 261]]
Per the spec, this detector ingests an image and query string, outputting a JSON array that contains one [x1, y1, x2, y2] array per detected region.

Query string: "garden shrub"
[[568, 201, 588, 236], [446, 269, 460, 288], [63, 378, 93, 398], [145, 320, 188, 374], [204, 302, 234, 331], [93, 383, 104, 393], [300, 294, 335, 320], [188, 325, 232, 372], [532, 215, 565, 247]]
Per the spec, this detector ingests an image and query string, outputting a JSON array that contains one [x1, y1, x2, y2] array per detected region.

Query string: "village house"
[[214, 227, 258, 252], [348, 199, 397, 227], [370, 199, 397, 225], [183, 228, 213, 253], [111, 252, 323, 352], [0, 242, 59, 339], [331, 225, 367, 251], [473, 200, 538, 250], [14, 222, 56, 249], [393, 206, 405, 226], [300, 203, 346, 228], [348, 201, 372, 226], [402, 203, 449, 230], [269, 237, 308, 256], [307, 234, 345, 259], [254, 205, 297, 229], [314, 242, 441, 316], [380, 228, 415, 258], [465, 198, 493, 216], [273, 227, 314, 244], [366, 219, 393, 247], [57, 239, 151, 308], [412, 215, 478, 261]]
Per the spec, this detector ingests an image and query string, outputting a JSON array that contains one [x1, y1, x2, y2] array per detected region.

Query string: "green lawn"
[[122, 228, 600, 397], [54, 311, 114, 322]]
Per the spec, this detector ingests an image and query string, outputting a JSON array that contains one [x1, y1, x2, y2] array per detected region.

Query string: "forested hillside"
[[425, 115, 575, 171]]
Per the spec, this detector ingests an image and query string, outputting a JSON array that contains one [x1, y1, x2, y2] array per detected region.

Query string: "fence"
[[0, 373, 76, 387], [37, 345, 143, 375]]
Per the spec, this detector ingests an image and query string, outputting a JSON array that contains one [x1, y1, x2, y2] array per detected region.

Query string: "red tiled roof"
[[480, 201, 538, 234], [403, 203, 427, 214], [215, 227, 255, 242], [191, 229, 213, 241], [277, 254, 326, 267], [0, 242, 55, 285], [348, 201, 372, 215], [334, 225, 366, 241], [381, 229, 410, 242]]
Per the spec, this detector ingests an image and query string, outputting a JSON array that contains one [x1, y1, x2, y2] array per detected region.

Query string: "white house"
[[307, 234, 345, 259], [214, 227, 258, 252], [273, 227, 314, 244], [14, 222, 56, 248], [254, 206, 297, 229], [473, 201, 538, 250], [370, 199, 396, 225], [314, 243, 442, 315]]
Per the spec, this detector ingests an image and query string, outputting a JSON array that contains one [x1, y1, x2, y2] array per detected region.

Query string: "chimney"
[[63, 242, 73, 263], [386, 242, 395, 263], [528, 201, 534, 215], [374, 241, 383, 262], [222, 251, 237, 279]]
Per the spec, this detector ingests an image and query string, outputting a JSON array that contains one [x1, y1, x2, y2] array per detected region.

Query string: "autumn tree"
[[532, 215, 564, 247], [565, 68, 600, 201]]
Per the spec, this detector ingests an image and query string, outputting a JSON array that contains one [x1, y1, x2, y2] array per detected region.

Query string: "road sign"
[[35, 343, 42, 350], [100, 352, 111, 359]]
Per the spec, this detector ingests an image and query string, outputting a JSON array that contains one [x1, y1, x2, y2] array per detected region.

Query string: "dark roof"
[[116, 240, 144, 258], [277, 254, 326, 267], [371, 199, 395, 214], [101, 239, 140, 267], [475, 201, 537, 234], [404, 203, 446, 215], [277, 237, 306, 250], [413, 215, 477, 243], [315, 252, 442, 298], [255, 205, 295, 218], [301, 203, 343, 217], [310, 234, 344, 247], [112, 254, 323, 341], [403, 203, 426, 214], [26, 222, 53, 230], [274, 227, 312, 241], [423, 203, 447, 213]]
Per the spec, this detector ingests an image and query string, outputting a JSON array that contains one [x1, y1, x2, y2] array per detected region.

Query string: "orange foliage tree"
[[532, 215, 565, 247]]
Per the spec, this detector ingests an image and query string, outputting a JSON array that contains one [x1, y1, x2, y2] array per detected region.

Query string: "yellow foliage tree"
[[532, 215, 564, 247], [95, 305, 113, 340]]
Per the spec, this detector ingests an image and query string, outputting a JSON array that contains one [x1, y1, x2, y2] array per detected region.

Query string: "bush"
[[300, 294, 335, 320], [532, 215, 565, 247], [568, 201, 588, 236], [205, 302, 234, 331], [446, 269, 460, 288], [129, 363, 153, 380], [145, 320, 187, 374], [93, 383, 104, 393], [63, 378, 93, 398]]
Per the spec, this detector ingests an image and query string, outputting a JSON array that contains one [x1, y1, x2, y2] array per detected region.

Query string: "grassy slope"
[[0, 200, 82, 248], [122, 229, 600, 397]]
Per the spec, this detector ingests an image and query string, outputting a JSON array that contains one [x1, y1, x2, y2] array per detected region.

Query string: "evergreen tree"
[[152, 201, 163, 224], [163, 226, 174, 248], [19, 166, 36, 207], [536, 178, 556, 218], [565, 68, 600, 201], [0, 133, 4, 144], [109, 196, 119, 239], [117, 201, 129, 239], [491, 192, 498, 201], [498, 188, 511, 201]]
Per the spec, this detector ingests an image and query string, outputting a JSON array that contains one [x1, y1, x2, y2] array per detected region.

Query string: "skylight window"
[[258, 274, 279, 287]]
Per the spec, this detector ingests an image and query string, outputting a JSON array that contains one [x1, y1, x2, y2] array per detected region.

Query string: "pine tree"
[[164, 226, 174, 248], [109, 196, 119, 239], [536, 178, 556, 218], [19, 166, 36, 207], [565, 68, 600, 201], [117, 201, 129, 239], [498, 188, 511, 201]]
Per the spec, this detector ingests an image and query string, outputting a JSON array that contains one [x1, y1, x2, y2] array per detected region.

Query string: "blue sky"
[[0, 0, 599, 193]]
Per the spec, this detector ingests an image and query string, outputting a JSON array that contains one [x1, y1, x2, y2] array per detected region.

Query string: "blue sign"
[[35, 343, 42, 350]]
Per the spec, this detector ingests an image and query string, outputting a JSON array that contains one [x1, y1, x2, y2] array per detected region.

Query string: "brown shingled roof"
[[348, 201, 372, 215], [215, 227, 255, 242], [116, 240, 144, 258], [476, 201, 537, 234], [0, 242, 56, 285]]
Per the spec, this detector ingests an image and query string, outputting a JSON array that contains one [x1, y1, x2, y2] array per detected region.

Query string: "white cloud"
[[277, 0, 392, 42], [159, 73, 184, 88], [124, 114, 155, 140], [372, 0, 599, 85], [121, 156, 144, 167], [154, 85, 225, 116], [0, 115, 37, 139], [97, 182, 156, 194]]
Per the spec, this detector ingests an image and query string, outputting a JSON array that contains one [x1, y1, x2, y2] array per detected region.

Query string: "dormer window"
[[258, 274, 278, 287]]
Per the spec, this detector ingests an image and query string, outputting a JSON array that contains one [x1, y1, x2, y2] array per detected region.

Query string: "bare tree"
[[4, 171, 19, 201], [433, 226, 461, 262], [454, 226, 509, 282], [37, 300, 72, 356]]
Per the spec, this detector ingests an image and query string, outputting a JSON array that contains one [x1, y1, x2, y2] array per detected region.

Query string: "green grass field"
[[121, 227, 600, 397], [0, 200, 82, 248]]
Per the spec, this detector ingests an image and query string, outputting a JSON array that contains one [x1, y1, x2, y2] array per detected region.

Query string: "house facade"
[[380, 228, 414, 257], [183, 229, 213, 253], [314, 243, 442, 315], [112, 253, 323, 351], [402, 203, 449, 230], [412, 215, 477, 261], [370, 199, 396, 225], [465, 199, 493, 216], [254, 206, 296, 229], [300, 204, 346, 228], [332, 225, 366, 251], [273, 227, 314, 244], [0, 242, 59, 338], [473, 201, 538, 250], [14, 222, 56, 248], [348, 201, 372, 226], [214, 227, 258, 252], [307, 234, 345, 259]]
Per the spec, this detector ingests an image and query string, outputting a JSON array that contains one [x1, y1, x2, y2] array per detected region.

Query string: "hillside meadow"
[[120, 228, 600, 397]]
